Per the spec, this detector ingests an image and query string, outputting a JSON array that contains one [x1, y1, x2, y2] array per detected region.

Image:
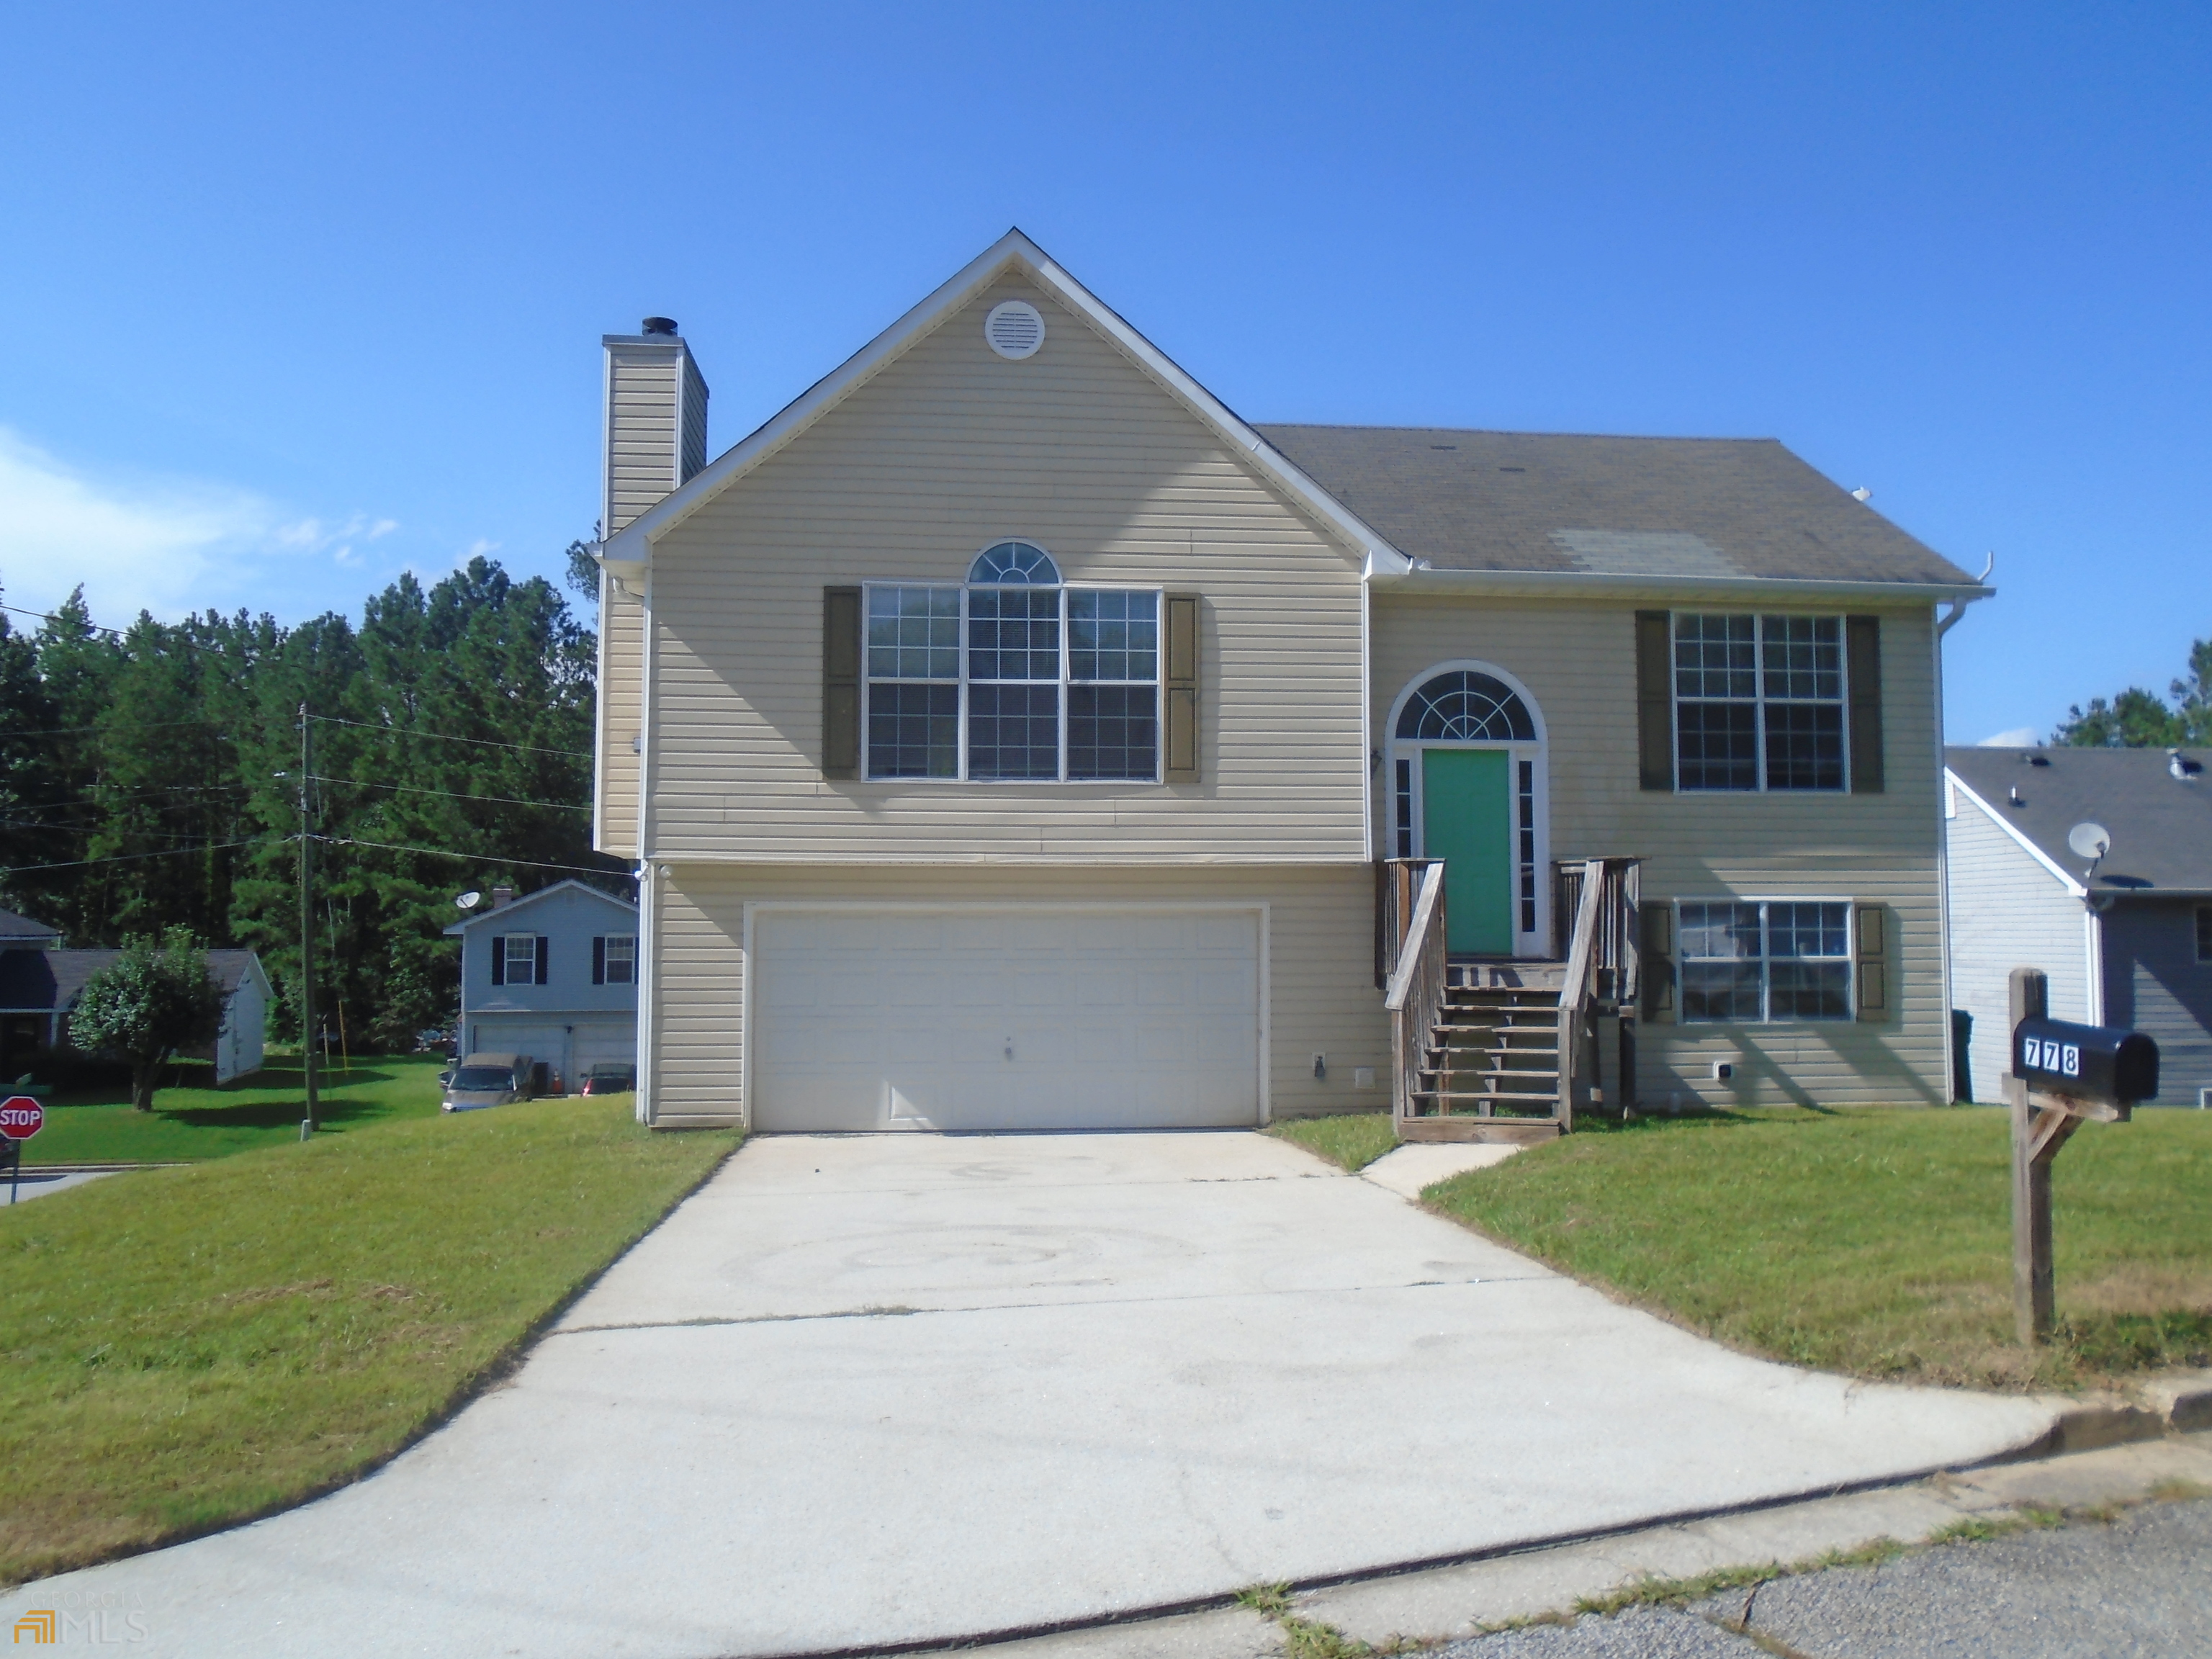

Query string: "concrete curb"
[[2029, 1367, 2212, 1453], [979, 1431, 2212, 1657], [16, 1162, 191, 1175]]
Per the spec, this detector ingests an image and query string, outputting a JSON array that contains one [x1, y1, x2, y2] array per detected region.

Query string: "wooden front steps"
[[1397, 1116, 1562, 1144], [1403, 968, 1568, 1136]]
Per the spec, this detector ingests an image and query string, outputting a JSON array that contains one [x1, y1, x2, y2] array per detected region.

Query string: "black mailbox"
[[2013, 1017, 2159, 1107]]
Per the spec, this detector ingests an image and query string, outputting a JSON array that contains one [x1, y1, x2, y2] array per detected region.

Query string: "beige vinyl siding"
[[679, 355, 709, 485], [605, 346, 682, 532], [596, 578, 645, 855], [645, 862, 1388, 1128], [639, 276, 1368, 863], [1372, 593, 1948, 1106]]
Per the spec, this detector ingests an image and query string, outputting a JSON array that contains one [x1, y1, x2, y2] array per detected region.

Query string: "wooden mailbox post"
[[2001, 966, 2161, 1346]]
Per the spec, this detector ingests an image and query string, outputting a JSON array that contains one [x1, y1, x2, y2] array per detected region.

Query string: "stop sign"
[[0, 1097, 42, 1139]]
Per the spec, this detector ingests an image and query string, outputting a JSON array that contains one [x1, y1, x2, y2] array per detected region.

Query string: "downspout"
[[634, 564, 659, 1126], [1933, 553, 1995, 1100]]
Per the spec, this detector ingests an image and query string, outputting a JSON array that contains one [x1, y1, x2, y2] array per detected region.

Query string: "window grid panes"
[[1394, 759, 1413, 858], [1674, 614, 1845, 792], [1518, 760, 1537, 935], [863, 568, 1159, 783], [1679, 900, 1852, 1023], [603, 935, 636, 985], [501, 935, 537, 981]]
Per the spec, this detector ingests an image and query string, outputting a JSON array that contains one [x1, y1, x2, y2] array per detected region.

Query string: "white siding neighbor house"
[[1945, 745, 2212, 1107], [444, 881, 640, 1092], [590, 231, 1995, 1137]]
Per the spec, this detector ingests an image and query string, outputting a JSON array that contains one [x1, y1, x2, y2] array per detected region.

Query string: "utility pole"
[[298, 701, 319, 1137]]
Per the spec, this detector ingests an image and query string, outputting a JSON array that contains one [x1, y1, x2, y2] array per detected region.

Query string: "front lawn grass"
[[1269, 1112, 1399, 1172], [1424, 1106, 2212, 1391], [0, 1097, 737, 1588], [24, 1055, 446, 1165]]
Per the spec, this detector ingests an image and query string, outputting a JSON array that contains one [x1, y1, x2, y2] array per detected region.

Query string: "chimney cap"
[[641, 317, 679, 337]]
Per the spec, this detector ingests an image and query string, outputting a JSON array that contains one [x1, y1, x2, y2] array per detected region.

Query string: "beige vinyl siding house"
[[593, 230, 1991, 1133]]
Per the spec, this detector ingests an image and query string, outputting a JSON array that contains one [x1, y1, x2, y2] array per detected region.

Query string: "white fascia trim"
[[1371, 569, 1995, 604], [439, 878, 639, 936], [601, 229, 1406, 570], [632, 853, 1375, 867], [1944, 770, 2088, 897]]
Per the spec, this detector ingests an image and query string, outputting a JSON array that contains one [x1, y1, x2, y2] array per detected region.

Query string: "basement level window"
[[1679, 901, 1852, 1022]]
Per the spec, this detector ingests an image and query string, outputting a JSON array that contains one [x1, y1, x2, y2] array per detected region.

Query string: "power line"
[[0, 836, 272, 876], [307, 773, 590, 814], [0, 716, 227, 740], [317, 835, 631, 880], [308, 714, 589, 761]]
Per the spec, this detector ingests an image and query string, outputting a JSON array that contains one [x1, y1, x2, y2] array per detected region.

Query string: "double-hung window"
[[864, 542, 1160, 782], [1679, 901, 1852, 1022], [1675, 615, 1845, 791]]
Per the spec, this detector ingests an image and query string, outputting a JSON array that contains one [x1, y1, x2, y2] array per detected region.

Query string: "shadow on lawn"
[[157, 1093, 406, 1130]]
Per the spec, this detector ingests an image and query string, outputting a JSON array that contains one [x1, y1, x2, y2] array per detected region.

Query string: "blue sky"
[[1, 1, 2204, 745]]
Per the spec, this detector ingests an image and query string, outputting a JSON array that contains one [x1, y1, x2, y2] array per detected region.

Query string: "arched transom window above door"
[[1395, 670, 1536, 742]]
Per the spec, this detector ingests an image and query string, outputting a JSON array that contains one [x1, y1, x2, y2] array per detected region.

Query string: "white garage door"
[[570, 1020, 637, 1074], [751, 907, 1262, 1132]]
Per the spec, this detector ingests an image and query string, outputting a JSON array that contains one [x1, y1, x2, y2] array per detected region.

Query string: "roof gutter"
[[1937, 552, 1998, 637], [1366, 566, 1996, 606]]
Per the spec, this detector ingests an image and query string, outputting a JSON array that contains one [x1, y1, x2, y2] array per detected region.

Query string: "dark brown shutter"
[[1635, 611, 1673, 791], [1641, 901, 1676, 1022], [490, 937, 505, 986], [535, 935, 550, 986], [1846, 615, 1884, 793], [822, 586, 862, 779], [1856, 904, 1888, 1020], [1164, 593, 1199, 783], [592, 937, 606, 985]]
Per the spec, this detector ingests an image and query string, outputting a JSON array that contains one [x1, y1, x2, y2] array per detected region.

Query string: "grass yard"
[[0, 1097, 736, 1588], [1424, 1105, 2212, 1392], [24, 1055, 448, 1164], [1268, 1112, 1400, 1172]]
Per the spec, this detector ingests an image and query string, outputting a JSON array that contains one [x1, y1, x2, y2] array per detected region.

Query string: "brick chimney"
[[491, 886, 515, 910], [602, 317, 710, 534]]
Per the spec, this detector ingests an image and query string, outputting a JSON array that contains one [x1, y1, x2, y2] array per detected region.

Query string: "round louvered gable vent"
[[984, 300, 1045, 359]]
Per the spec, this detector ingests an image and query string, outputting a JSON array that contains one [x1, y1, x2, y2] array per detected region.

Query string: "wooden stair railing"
[[1385, 860, 1447, 1140]]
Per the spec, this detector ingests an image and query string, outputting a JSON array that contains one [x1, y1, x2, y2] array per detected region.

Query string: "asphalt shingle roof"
[[0, 948, 262, 1013], [1945, 745, 2212, 895], [1256, 426, 1976, 586], [0, 907, 59, 941]]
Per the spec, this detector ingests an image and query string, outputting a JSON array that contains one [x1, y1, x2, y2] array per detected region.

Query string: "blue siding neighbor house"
[[444, 881, 639, 1091], [1945, 745, 2212, 1107]]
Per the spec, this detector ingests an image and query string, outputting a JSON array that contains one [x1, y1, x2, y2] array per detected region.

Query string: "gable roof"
[[0, 948, 265, 1014], [1946, 745, 2212, 896], [1262, 427, 1977, 588], [442, 878, 638, 938], [599, 228, 1403, 572], [0, 907, 60, 943]]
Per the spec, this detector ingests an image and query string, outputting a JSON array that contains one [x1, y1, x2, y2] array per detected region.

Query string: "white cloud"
[[0, 428, 276, 622], [458, 538, 500, 567], [1978, 727, 2042, 747]]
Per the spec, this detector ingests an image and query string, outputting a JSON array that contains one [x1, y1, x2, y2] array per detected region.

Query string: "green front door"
[[1422, 748, 1514, 955]]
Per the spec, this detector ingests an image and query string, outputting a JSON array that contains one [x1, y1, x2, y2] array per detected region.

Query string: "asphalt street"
[[1439, 1498, 2212, 1659]]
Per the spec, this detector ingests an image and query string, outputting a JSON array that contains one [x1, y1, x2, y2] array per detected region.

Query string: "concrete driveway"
[[4, 1131, 2056, 1657]]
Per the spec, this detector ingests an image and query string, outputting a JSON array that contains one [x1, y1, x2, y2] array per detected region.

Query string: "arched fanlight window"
[[1396, 670, 1535, 742], [968, 541, 1060, 585]]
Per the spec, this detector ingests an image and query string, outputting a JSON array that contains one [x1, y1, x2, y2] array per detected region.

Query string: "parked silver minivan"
[[441, 1052, 534, 1113]]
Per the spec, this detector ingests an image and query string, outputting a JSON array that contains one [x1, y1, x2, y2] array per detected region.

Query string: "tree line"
[[2056, 633, 2212, 747], [0, 551, 615, 1053]]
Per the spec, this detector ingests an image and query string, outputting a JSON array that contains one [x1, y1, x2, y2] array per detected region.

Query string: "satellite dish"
[[2067, 823, 2110, 862], [455, 891, 483, 911]]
